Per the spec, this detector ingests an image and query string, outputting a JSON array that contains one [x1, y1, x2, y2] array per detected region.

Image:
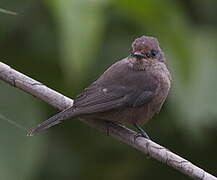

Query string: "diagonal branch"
[[0, 62, 216, 180]]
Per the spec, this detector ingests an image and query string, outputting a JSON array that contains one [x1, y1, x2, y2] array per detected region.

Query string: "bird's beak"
[[131, 52, 146, 59]]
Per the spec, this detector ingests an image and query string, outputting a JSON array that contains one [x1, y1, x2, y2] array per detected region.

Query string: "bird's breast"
[[149, 62, 171, 113]]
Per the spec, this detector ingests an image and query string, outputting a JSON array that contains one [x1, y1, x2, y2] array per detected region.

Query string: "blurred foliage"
[[0, 0, 217, 179]]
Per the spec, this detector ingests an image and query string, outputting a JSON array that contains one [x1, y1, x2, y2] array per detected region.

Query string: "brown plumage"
[[28, 35, 171, 137]]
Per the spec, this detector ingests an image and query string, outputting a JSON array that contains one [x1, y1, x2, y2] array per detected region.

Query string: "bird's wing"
[[28, 83, 157, 136], [74, 84, 130, 114], [73, 79, 158, 114], [28, 85, 135, 136]]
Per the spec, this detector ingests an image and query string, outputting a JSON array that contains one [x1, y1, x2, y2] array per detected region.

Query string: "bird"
[[28, 35, 171, 138]]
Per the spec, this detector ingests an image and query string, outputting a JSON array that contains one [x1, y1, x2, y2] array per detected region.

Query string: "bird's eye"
[[151, 50, 158, 57]]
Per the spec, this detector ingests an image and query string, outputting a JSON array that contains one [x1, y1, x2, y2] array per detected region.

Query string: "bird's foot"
[[133, 123, 151, 140], [134, 132, 150, 140]]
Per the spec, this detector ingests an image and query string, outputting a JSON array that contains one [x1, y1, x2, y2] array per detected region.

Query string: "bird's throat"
[[128, 57, 152, 71]]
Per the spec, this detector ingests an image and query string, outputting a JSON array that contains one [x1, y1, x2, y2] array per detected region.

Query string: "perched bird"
[[28, 35, 171, 138]]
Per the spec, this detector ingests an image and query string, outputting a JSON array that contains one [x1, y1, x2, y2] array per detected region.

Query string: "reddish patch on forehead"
[[132, 36, 159, 53]]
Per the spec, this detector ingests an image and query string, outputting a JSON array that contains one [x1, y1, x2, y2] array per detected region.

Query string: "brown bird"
[[28, 35, 171, 138]]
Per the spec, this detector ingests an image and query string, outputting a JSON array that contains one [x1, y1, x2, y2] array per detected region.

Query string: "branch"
[[0, 62, 216, 180]]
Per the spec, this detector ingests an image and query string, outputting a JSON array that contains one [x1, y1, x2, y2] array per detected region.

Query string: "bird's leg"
[[133, 123, 150, 140], [104, 120, 115, 136], [133, 123, 151, 159], [105, 120, 110, 136]]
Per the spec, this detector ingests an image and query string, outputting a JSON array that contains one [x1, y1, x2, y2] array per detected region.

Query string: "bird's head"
[[130, 35, 165, 64]]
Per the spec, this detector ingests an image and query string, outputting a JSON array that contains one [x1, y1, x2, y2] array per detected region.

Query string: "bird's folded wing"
[[27, 85, 130, 136], [73, 84, 156, 114], [74, 85, 129, 114], [28, 82, 157, 136]]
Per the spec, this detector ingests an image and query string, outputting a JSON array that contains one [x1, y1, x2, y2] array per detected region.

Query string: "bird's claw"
[[133, 132, 150, 142]]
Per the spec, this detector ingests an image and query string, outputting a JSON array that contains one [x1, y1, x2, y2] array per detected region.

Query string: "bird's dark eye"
[[151, 50, 158, 57]]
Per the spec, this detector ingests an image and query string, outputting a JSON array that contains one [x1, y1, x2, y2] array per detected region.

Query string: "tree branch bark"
[[0, 62, 216, 180]]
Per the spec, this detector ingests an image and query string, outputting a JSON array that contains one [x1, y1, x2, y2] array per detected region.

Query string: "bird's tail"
[[27, 107, 78, 136]]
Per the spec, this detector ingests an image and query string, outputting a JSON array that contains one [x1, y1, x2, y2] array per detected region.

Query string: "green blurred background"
[[0, 0, 217, 179]]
